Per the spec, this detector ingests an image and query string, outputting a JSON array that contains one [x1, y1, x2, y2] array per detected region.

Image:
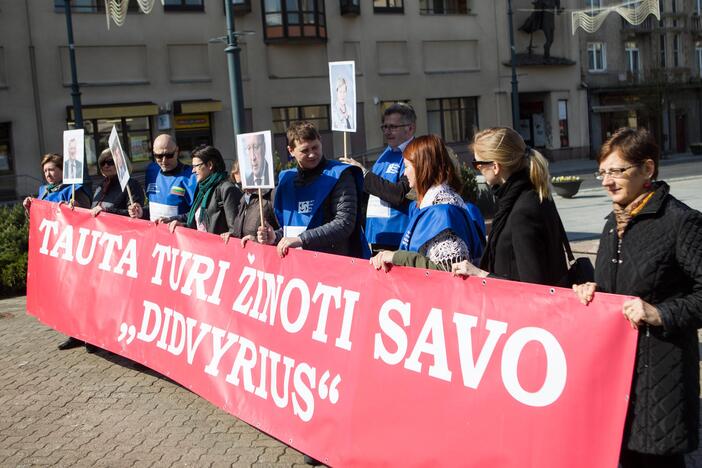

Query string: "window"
[[697, 0, 701, 15], [272, 105, 330, 134], [419, 0, 468, 14], [262, 0, 327, 42], [697, 43, 702, 76], [585, 0, 600, 13], [673, 34, 680, 67], [660, 34, 667, 67], [54, 0, 140, 12], [164, 0, 205, 11], [625, 42, 640, 76], [558, 100, 569, 148], [68, 117, 153, 175], [340, 0, 360, 15], [374, 0, 403, 13], [587, 42, 606, 71], [426, 97, 478, 143], [0, 123, 13, 174]]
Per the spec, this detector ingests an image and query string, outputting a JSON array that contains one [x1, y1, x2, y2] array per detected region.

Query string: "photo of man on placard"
[[62, 129, 85, 184], [329, 61, 356, 133], [237, 131, 274, 190], [108, 126, 131, 191]]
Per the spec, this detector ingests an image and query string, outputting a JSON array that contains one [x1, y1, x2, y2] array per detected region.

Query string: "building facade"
[[581, 0, 702, 155], [0, 0, 588, 198]]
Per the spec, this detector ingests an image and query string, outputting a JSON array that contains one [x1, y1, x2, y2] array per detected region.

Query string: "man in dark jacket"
[[257, 121, 368, 259], [231, 188, 279, 239]]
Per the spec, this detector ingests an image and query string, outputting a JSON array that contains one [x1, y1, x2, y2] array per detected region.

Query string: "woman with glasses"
[[370, 134, 483, 272], [167, 145, 241, 235], [90, 148, 145, 219], [451, 127, 568, 285], [574, 128, 702, 468]]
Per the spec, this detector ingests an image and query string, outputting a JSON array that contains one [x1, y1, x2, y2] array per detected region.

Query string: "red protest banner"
[[27, 199, 637, 467]]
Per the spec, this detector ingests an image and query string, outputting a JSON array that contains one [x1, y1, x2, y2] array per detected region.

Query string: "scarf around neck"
[[612, 189, 655, 238], [479, 169, 532, 272], [186, 171, 226, 228]]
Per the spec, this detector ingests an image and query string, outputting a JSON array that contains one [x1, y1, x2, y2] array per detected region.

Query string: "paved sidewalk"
[[0, 296, 307, 468]]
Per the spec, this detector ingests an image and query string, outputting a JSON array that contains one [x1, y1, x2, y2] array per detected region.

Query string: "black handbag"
[[557, 216, 595, 287]]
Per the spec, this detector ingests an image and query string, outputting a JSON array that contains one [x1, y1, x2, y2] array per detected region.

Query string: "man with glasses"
[[128, 134, 196, 222], [340, 102, 416, 251]]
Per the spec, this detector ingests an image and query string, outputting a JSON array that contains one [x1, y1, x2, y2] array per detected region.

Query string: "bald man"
[[128, 134, 196, 221]]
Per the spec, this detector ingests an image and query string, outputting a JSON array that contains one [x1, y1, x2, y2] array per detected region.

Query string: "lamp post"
[[507, 0, 520, 129], [64, 0, 83, 129], [224, 0, 246, 137]]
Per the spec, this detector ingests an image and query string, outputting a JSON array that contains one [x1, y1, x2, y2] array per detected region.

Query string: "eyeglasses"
[[471, 160, 495, 171], [192, 162, 205, 170], [154, 151, 176, 160], [100, 159, 115, 167], [594, 165, 639, 180], [380, 124, 411, 132]]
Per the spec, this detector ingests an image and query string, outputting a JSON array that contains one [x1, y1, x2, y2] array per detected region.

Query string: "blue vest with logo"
[[364, 147, 410, 248], [38, 184, 89, 203], [274, 159, 370, 259], [399, 202, 484, 264], [144, 162, 197, 220]]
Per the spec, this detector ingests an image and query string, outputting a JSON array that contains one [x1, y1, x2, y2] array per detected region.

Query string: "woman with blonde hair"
[[370, 134, 484, 272], [452, 127, 568, 285]]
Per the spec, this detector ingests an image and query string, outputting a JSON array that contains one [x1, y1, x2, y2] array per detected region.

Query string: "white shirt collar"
[[388, 136, 414, 154]]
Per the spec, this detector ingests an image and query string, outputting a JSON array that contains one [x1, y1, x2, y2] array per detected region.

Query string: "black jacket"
[[482, 172, 567, 286], [595, 182, 702, 455], [232, 189, 279, 239], [92, 177, 145, 216], [174, 179, 241, 235]]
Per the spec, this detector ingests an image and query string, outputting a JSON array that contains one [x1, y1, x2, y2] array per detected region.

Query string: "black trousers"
[[620, 448, 686, 468]]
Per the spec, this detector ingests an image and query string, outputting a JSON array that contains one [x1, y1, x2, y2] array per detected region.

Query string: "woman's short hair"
[[98, 148, 113, 168], [403, 134, 460, 203], [192, 145, 226, 173], [41, 153, 63, 169], [598, 127, 660, 180], [471, 127, 552, 201]]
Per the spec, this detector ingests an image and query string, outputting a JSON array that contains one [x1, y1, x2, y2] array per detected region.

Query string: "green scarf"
[[186, 171, 226, 228]]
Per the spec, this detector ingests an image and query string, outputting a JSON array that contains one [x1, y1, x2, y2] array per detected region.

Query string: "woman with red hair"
[[370, 134, 483, 272]]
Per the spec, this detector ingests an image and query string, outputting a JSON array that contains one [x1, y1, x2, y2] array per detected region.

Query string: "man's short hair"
[[383, 102, 416, 124], [286, 121, 321, 149]]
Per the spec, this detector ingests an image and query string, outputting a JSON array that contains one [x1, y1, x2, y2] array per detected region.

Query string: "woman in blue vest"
[[23, 153, 91, 214], [22, 152, 91, 351], [370, 134, 483, 272]]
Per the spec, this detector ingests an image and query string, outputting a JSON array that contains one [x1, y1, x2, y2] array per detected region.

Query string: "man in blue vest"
[[340, 102, 416, 251], [256, 121, 369, 259], [127, 134, 196, 222]]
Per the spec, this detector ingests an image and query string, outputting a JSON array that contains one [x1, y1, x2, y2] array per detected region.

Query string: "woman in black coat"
[[451, 126, 568, 286], [168, 145, 241, 235], [574, 128, 702, 468], [91, 148, 145, 218]]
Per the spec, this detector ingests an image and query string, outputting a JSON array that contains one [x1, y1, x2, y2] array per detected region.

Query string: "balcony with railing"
[[621, 16, 655, 34], [586, 67, 693, 89], [692, 14, 702, 35]]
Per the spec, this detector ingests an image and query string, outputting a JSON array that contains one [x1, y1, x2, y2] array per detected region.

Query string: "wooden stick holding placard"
[[343, 132, 348, 159], [71, 184, 75, 206], [125, 184, 134, 206], [258, 188, 265, 230]]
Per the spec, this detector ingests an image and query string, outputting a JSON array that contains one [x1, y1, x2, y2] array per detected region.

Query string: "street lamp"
[[64, 0, 83, 129], [223, 0, 246, 138], [507, 0, 520, 129]]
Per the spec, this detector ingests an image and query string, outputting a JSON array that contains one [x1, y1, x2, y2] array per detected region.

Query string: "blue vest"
[[274, 160, 371, 259], [144, 162, 197, 220], [399, 203, 484, 264], [364, 147, 410, 248], [38, 184, 89, 203]]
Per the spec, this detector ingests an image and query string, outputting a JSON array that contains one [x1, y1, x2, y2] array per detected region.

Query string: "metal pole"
[[507, 0, 520, 129], [224, 0, 246, 138], [64, 0, 83, 129]]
